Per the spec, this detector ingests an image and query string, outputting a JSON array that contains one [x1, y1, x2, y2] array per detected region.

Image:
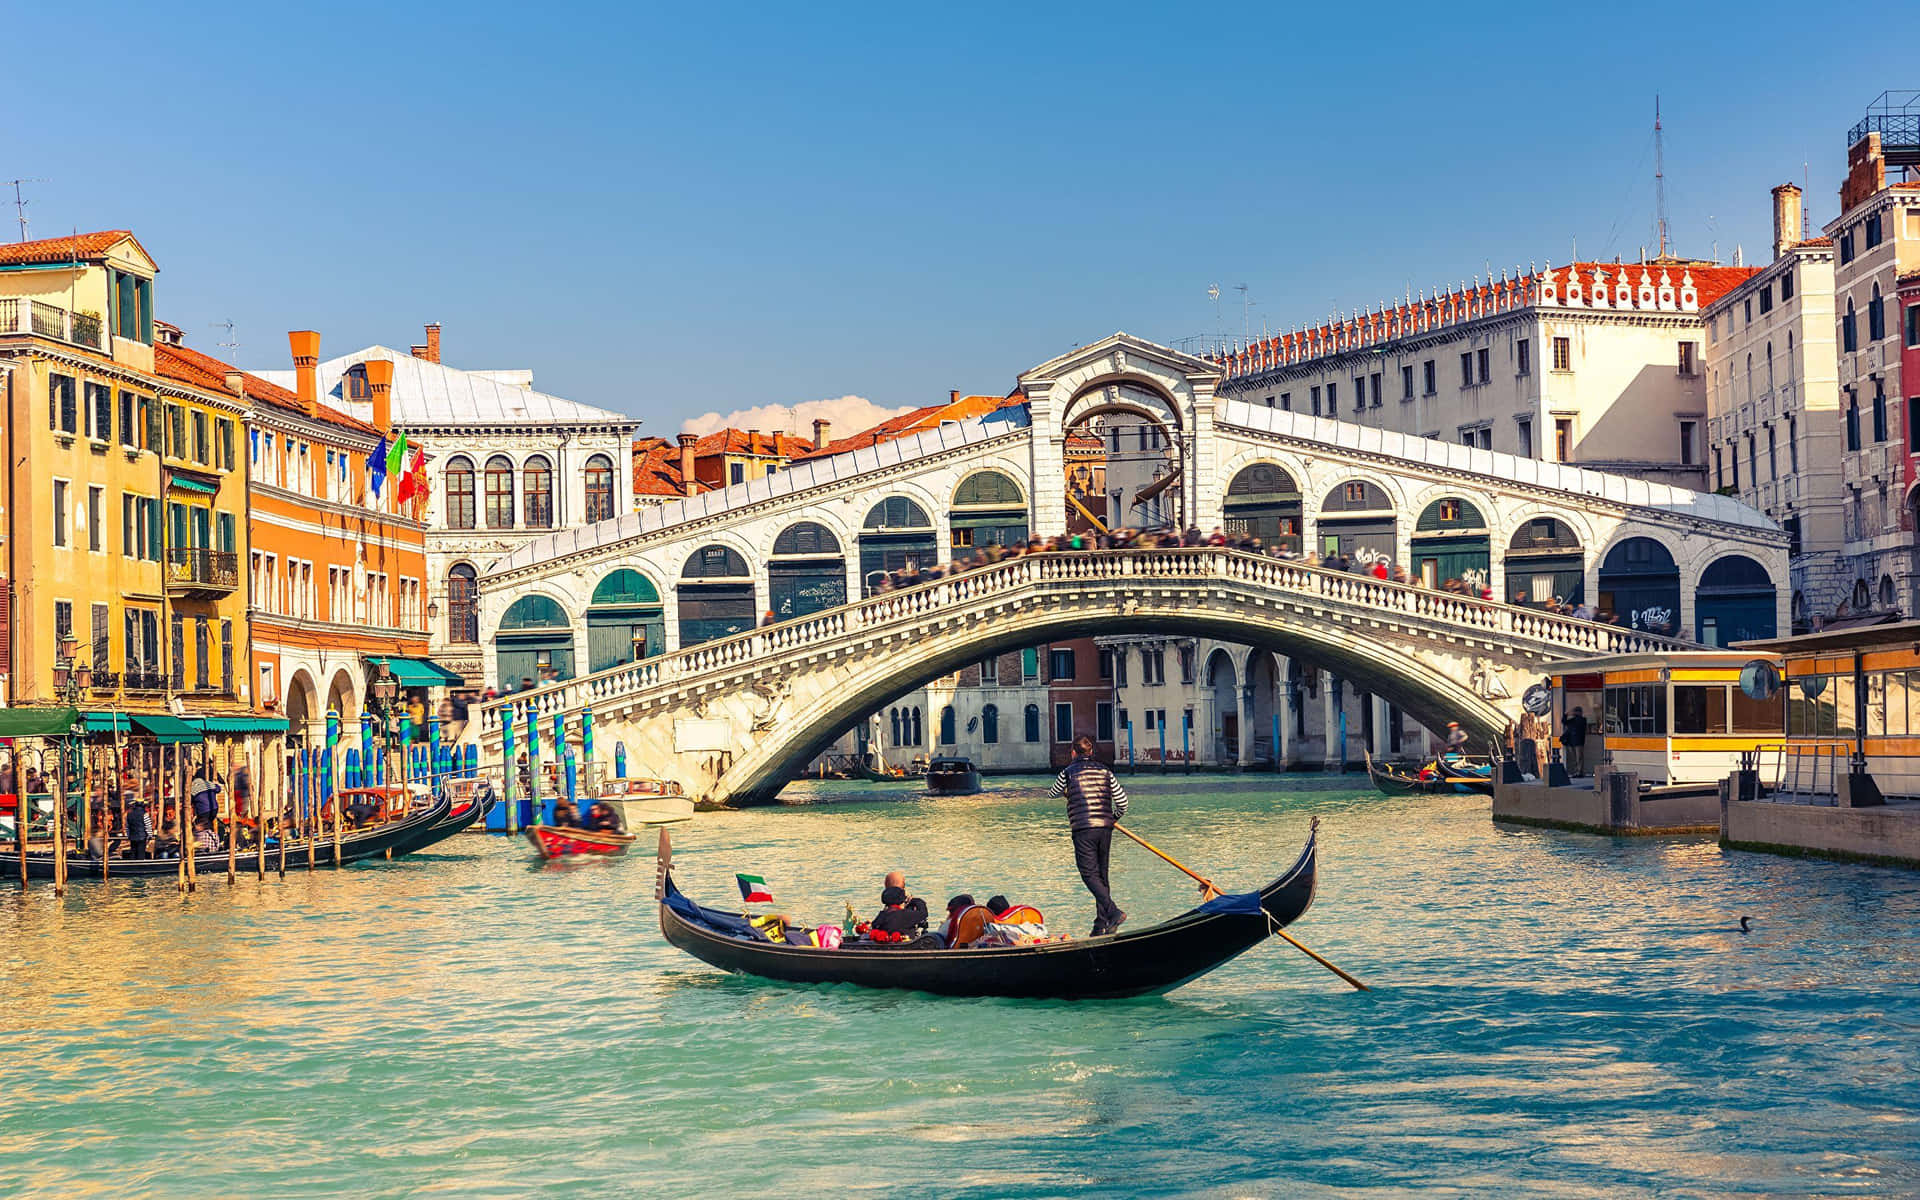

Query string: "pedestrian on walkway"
[[1560, 707, 1589, 777], [1049, 734, 1129, 936]]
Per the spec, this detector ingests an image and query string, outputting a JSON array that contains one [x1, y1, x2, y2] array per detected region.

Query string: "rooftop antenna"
[[1234, 283, 1254, 340], [1206, 282, 1222, 354], [1654, 95, 1670, 259], [1802, 161, 1811, 241], [212, 319, 239, 358], [5, 178, 47, 242]]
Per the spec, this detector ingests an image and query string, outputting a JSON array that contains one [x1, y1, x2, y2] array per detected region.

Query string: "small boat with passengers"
[[593, 776, 693, 826], [653, 823, 1321, 1000], [524, 823, 638, 859], [924, 756, 981, 796]]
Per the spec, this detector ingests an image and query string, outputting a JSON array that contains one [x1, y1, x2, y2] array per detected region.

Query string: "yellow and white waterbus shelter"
[[1548, 651, 1784, 786]]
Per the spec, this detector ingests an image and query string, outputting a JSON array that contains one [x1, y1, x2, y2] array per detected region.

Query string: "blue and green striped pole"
[[524, 704, 541, 826], [581, 706, 595, 788], [501, 707, 518, 833]]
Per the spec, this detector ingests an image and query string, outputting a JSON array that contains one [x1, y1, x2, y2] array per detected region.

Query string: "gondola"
[[524, 824, 637, 859], [654, 823, 1320, 1000], [19, 788, 455, 881], [1364, 751, 1495, 797]]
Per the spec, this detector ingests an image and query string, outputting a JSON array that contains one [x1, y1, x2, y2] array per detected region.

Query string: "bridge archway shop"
[[950, 471, 1029, 552], [1222, 464, 1302, 553], [1316, 479, 1396, 562], [678, 545, 756, 648], [1505, 516, 1585, 606], [587, 569, 665, 672], [495, 594, 574, 689], [1410, 497, 1490, 589], [1599, 537, 1682, 636], [859, 497, 938, 595], [1694, 554, 1777, 646], [768, 522, 847, 622]]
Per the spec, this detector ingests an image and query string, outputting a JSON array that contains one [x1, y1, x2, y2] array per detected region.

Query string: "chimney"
[[222, 371, 246, 398], [677, 432, 698, 496], [364, 358, 395, 434], [1771, 183, 1803, 260], [409, 322, 442, 364], [812, 418, 830, 450], [949, 390, 960, 405], [745, 428, 760, 453], [288, 330, 321, 416]]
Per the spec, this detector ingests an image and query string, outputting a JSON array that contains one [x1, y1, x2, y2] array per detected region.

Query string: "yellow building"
[[2, 231, 260, 764]]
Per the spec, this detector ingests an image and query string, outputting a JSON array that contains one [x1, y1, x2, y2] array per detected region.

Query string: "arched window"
[[445, 563, 478, 643], [523, 454, 553, 528], [1880, 575, 1896, 607], [982, 703, 999, 744], [584, 453, 615, 523], [1844, 298, 1858, 352], [774, 521, 841, 556], [1024, 704, 1042, 743], [445, 456, 475, 530], [939, 705, 956, 746], [890, 708, 902, 747], [911, 707, 922, 746], [484, 455, 514, 529], [953, 471, 1026, 506], [1854, 579, 1872, 610], [1869, 284, 1886, 342]]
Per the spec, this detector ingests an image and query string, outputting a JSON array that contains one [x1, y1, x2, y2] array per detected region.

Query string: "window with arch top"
[[864, 496, 932, 530], [445, 456, 475, 530], [584, 453, 615, 523], [484, 455, 514, 529], [523, 454, 553, 528], [446, 563, 478, 643], [682, 545, 750, 578]]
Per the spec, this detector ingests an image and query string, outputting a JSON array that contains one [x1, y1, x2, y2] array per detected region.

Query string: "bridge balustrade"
[[476, 549, 1694, 735]]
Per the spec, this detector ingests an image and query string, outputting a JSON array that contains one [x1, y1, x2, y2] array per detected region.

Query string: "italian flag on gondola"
[[736, 873, 772, 903]]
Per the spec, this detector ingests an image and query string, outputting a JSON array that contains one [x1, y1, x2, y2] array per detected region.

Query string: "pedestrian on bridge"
[[1050, 735, 1128, 937]]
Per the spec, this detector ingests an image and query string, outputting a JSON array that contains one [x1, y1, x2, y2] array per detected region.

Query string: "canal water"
[[3, 775, 1918, 1197]]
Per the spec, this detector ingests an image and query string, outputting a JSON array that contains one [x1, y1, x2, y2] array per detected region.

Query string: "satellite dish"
[[1522, 683, 1553, 716], [1739, 660, 1780, 701], [1798, 675, 1828, 699]]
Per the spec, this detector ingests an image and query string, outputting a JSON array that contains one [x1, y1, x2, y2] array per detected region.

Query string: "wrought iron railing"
[[165, 548, 239, 591], [8, 299, 107, 349], [477, 548, 1697, 735]]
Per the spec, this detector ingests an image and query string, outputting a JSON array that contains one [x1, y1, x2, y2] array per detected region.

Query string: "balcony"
[[0, 297, 105, 350], [166, 548, 239, 597], [124, 670, 166, 692]]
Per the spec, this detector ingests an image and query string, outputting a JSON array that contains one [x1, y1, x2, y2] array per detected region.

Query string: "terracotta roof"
[[632, 437, 706, 498], [691, 428, 815, 458], [0, 230, 131, 267], [1796, 237, 1834, 248], [155, 340, 382, 436], [795, 391, 1026, 459]]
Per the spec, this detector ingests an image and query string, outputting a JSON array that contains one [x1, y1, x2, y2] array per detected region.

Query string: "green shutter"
[[217, 512, 235, 552], [147, 498, 161, 560]]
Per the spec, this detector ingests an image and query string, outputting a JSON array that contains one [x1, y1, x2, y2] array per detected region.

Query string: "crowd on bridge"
[[865, 527, 1650, 629]]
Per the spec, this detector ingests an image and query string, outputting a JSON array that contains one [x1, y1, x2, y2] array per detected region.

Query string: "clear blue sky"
[[10, 2, 1912, 428]]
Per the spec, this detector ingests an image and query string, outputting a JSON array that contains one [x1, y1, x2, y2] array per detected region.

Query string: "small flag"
[[369, 434, 388, 496], [736, 873, 772, 903], [385, 429, 409, 478], [397, 464, 418, 505]]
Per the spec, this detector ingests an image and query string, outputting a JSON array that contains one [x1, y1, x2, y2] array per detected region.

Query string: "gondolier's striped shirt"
[[1049, 759, 1128, 830]]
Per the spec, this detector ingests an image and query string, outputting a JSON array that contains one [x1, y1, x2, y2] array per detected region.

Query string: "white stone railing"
[[476, 549, 1693, 737]]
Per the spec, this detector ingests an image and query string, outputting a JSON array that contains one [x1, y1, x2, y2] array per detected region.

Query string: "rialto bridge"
[[469, 333, 1787, 802]]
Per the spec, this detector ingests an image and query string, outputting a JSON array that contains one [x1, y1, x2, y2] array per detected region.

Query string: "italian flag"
[[736, 873, 772, 903]]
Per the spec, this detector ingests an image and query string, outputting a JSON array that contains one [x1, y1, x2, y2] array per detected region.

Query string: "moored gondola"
[[19, 788, 455, 881], [654, 823, 1320, 1000], [1364, 751, 1495, 797]]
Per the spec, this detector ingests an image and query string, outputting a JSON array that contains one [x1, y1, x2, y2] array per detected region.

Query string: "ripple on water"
[[3, 778, 1919, 1197]]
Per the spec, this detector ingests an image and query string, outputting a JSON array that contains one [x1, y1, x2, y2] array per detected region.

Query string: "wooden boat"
[[1365, 751, 1495, 797], [595, 777, 693, 826], [925, 756, 981, 796], [654, 823, 1320, 1000], [20, 788, 455, 881], [524, 823, 638, 859], [436, 777, 496, 833]]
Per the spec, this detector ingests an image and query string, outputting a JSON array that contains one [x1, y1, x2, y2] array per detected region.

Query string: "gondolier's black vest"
[[1058, 759, 1125, 830]]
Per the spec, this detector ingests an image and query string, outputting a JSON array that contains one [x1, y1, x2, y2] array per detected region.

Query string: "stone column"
[[1277, 656, 1294, 767], [1321, 670, 1339, 769], [1373, 694, 1393, 756]]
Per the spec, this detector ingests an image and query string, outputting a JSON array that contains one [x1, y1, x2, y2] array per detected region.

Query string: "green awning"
[[131, 713, 204, 743], [368, 656, 465, 687], [0, 707, 79, 737], [169, 475, 218, 495], [81, 712, 133, 735], [185, 716, 290, 734]]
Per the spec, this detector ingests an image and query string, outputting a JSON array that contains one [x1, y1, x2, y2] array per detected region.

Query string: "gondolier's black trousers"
[[1072, 825, 1122, 928]]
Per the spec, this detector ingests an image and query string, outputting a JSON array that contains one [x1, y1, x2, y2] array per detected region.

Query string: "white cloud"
[[679, 394, 914, 440]]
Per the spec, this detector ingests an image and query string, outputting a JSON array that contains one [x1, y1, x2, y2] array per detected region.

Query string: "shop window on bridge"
[[1598, 538, 1680, 635], [770, 521, 846, 621], [496, 593, 574, 690], [1223, 464, 1302, 553], [951, 470, 1028, 550], [1506, 517, 1584, 606], [1317, 479, 1394, 562], [679, 545, 754, 648], [1603, 683, 1666, 735], [588, 568, 665, 671], [1694, 555, 1776, 646], [860, 497, 936, 595], [1412, 497, 1489, 591]]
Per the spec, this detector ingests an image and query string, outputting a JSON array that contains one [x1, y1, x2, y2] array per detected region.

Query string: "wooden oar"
[[1112, 822, 1370, 992]]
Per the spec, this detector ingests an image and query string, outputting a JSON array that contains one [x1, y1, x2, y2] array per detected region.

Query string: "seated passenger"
[[550, 799, 583, 829], [151, 820, 181, 858], [583, 802, 625, 834], [869, 885, 927, 939], [942, 894, 977, 943], [986, 894, 1011, 917], [344, 797, 380, 828]]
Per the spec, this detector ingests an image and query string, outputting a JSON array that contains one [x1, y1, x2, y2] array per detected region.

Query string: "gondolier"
[[1049, 735, 1128, 936]]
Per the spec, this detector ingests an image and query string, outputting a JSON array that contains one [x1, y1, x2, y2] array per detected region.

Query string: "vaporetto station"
[[468, 334, 1788, 804]]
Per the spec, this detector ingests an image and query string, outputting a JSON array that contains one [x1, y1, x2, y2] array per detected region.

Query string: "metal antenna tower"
[[1234, 283, 1254, 340], [5, 178, 47, 242], [212, 320, 239, 358], [1653, 96, 1670, 259]]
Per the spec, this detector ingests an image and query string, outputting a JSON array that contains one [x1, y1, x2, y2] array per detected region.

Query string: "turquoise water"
[[4, 776, 1919, 1198]]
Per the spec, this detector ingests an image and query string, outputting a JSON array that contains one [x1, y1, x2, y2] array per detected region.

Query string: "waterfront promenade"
[[4, 777, 1916, 1196]]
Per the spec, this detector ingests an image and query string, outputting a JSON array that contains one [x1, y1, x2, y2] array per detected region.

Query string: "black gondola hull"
[[657, 830, 1318, 1000]]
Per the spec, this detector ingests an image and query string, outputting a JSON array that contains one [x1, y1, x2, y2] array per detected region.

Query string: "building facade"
[[1216, 260, 1756, 489], [255, 326, 640, 689], [1703, 184, 1845, 629], [1825, 113, 1920, 616]]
